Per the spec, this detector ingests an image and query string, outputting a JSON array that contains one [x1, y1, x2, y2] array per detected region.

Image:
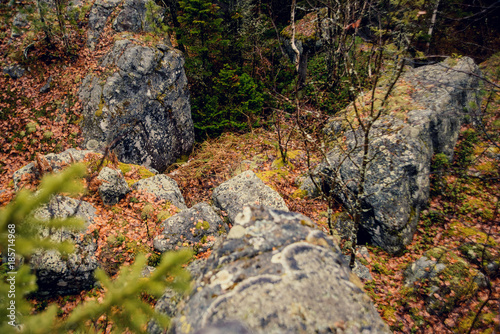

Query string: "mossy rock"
[[404, 247, 487, 315]]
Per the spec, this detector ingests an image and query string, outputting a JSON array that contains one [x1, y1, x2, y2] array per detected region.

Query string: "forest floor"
[[1, 12, 500, 334]]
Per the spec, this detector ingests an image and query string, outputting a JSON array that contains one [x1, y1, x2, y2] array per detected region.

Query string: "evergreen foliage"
[[0, 165, 192, 333]]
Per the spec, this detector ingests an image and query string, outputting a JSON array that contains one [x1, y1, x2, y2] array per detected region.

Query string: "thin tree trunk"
[[36, 0, 52, 44], [426, 0, 440, 54], [290, 0, 301, 72]]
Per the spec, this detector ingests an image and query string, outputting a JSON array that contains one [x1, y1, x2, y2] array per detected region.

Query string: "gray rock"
[[79, 39, 194, 172], [303, 57, 481, 254], [40, 76, 52, 93], [403, 256, 447, 286], [169, 206, 390, 334], [87, 0, 121, 49], [459, 242, 499, 277], [192, 321, 253, 334], [131, 174, 187, 210], [13, 148, 97, 190], [30, 196, 98, 296], [113, 0, 164, 33], [153, 202, 228, 254], [212, 171, 288, 224], [3, 64, 25, 79], [97, 167, 130, 205], [147, 257, 208, 334], [11, 12, 28, 38], [404, 247, 488, 314], [341, 255, 373, 281]]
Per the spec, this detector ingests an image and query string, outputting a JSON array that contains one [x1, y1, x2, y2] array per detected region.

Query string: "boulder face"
[[153, 202, 228, 254], [97, 167, 130, 205], [31, 196, 98, 296], [79, 39, 194, 173], [212, 170, 288, 224], [87, 0, 162, 48], [302, 57, 481, 254], [131, 174, 187, 210], [169, 206, 390, 334], [87, 0, 122, 49]]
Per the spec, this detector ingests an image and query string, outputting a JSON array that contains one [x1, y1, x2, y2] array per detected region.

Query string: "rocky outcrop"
[[31, 196, 98, 296], [113, 0, 164, 33], [153, 202, 228, 254], [404, 247, 487, 314], [87, 0, 164, 48], [79, 39, 194, 173], [87, 0, 121, 49], [302, 57, 481, 254], [97, 167, 130, 205], [131, 174, 187, 210], [169, 206, 390, 333], [212, 170, 288, 224]]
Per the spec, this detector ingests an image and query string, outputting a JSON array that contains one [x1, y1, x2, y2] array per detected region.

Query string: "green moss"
[[195, 220, 210, 230], [380, 304, 397, 322], [256, 169, 289, 184], [43, 131, 53, 140], [449, 222, 497, 246], [157, 210, 171, 222], [141, 203, 154, 220], [95, 97, 106, 117], [26, 121, 37, 134]]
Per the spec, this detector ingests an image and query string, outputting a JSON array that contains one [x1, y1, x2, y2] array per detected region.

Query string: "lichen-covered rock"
[[30, 196, 98, 296], [147, 258, 208, 334], [169, 206, 390, 334], [87, 0, 121, 49], [3, 64, 25, 79], [113, 0, 164, 32], [97, 167, 130, 205], [13, 148, 96, 190], [87, 0, 163, 48], [404, 247, 487, 314], [153, 202, 228, 254], [212, 170, 288, 224], [459, 242, 499, 277], [131, 174, 187, 210], [79, 39, 194, 172], [302, 57, 481, 254]]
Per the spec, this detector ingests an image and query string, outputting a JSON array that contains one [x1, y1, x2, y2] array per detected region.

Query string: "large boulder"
[[79, 39, 194, 172], [153, 202, 228, 254], [88, 0, 164, 48], [212, 170, 288, 224], [87, 0, 121, 49], [169, 206, 390, 333], [302, 57, 481, 254], [30, 196, 98, 296]]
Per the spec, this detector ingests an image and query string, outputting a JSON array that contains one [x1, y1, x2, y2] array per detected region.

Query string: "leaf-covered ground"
[[1, 4, 499, 333]]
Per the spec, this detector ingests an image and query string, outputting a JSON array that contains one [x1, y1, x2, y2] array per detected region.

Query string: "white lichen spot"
[[210, 270, 234, 290]]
